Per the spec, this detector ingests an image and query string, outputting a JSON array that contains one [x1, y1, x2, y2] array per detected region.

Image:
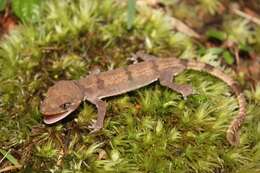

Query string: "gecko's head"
[[40, 80, 83, 124]]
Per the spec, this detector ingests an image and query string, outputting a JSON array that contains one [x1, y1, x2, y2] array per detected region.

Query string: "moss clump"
[[0, 0, 260, 172]]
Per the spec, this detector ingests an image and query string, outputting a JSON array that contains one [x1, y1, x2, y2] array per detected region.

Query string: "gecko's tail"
[[185, 60, 246, 146]]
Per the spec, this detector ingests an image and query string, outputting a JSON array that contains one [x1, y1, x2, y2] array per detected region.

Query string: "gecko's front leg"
[[159, 68, 193, 98], [87, 98, 107, 133]]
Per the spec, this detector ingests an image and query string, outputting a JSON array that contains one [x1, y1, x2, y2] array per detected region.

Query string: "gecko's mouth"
[[42, 101, 81, 124], [43, 110, 74, 124]]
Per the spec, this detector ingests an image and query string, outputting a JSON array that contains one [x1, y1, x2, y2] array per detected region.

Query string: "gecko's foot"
[[128, 53, 139, 64], [179, 85, 193, 99], [88, 119, 103, 134], [226, 131, 240, 146], [89, 127, 102, 134], [128, 51, 155, 64]]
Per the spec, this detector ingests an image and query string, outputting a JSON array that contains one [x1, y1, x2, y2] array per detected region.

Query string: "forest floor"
[[0, 0, 260, 172]]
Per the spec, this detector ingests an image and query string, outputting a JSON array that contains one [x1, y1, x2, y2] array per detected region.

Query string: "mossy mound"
[[0, 0, 260, 172]]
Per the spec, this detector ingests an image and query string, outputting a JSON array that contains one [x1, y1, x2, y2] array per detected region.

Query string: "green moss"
[[0, 0, 259, 172]]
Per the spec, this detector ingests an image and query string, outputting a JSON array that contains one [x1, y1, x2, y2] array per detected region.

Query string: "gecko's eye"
[[60, 102, 71, 110]]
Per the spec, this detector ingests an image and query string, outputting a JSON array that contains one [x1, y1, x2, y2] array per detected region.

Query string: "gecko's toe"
[[127, 53, 139, 64], [180, 85, 193, 98], [91, 119, 96, 124], [89, 129, 100, 134], [89, 126, 102, 134], [88, 120, 96, 128], [88, 120, 102, 134]]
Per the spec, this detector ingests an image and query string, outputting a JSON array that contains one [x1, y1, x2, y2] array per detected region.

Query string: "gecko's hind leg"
[[159, 69, 193, 98], [87, 99, 107, 133]]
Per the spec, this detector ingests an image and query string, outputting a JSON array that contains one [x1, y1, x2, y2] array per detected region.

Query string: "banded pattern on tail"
[[181, 59, 246, 145]]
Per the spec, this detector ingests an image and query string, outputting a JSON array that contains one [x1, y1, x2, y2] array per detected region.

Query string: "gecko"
[[40, 52, 246, 146]]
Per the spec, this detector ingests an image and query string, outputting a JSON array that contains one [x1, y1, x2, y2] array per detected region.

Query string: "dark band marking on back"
[[124, 67, 134, 81], [151, 60, 160, 74], [180, 59, 188, 67], [231, 82, 242, 94], [96, 76, 105, 90], [204, 64, 214, 71]]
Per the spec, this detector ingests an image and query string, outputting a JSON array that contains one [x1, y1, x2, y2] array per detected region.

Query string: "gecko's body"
[[40, 53, 246, 146]]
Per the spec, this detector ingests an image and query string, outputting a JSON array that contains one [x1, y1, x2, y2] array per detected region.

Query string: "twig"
[[232, 8, 260, 26], [137, 0, 201, 39], [234, 48, 240, 66], [170, 16, 201, 39], [0, 165, 22, 173]]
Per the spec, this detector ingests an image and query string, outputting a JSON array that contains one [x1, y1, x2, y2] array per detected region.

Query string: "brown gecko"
[[40, 52, 246, 146]]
